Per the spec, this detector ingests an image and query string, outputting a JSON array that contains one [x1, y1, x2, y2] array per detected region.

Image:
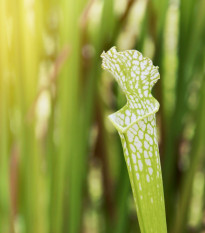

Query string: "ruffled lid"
[[101, 47, 160, 133]]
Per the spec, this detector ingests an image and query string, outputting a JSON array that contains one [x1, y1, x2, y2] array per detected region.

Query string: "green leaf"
[[101, 47, 167, 233]]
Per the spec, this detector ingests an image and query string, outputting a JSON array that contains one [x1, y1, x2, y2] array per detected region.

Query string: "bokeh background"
[[0, 0, 205, 233]]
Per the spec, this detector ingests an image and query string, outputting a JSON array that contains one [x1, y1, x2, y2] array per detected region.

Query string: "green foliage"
[[0, 1, 205, 233], [101, 47, 167, 233]]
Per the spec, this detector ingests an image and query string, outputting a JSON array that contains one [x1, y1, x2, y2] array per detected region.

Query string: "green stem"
[[0, 1, 11, 232], [172, 70, 205, 233]]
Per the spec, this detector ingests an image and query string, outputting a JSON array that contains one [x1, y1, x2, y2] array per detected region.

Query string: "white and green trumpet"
[[101, 47, 167, 233]]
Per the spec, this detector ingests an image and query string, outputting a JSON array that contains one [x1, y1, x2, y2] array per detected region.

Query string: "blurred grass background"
[[0, 0, 205, 232]]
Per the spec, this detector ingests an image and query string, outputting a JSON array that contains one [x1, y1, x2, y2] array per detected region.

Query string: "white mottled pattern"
[[101, 47, 167, 233]]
